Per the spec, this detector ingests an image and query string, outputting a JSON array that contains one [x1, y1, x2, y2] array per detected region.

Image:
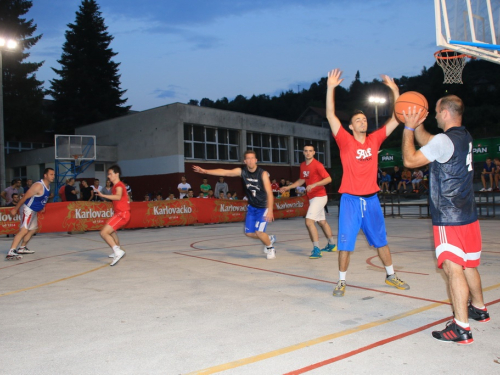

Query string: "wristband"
[[404, 126, 415, 132]]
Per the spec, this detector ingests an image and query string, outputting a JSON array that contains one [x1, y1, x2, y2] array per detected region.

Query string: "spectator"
[[214, 176, 228, 198], [271, 178, 280, 197], [480, 157, 495, 191], [397, 167, 412, 193], [226, 192, 233, 200], [279, 178, 286, 189], [58, 183, 67, 202], [1, 179, 21, 206], [286, 180, 297, 197], [242, 195, 248, 201], [65, 178, 78, 201], [200, 178, 211, 197], [421, 165, 430, 193], [101, 180, 113, 202], [197, 192, 204, 198], [80, 180, 94, 201], [124, 181, 133, 201], [494, 158, 500, 191], [156, 193, 163, 201], [187, 189, 194, 198], [232, 191, 238, 200], [166, 193, 175, 200], [218, 192, 225, 200], [296, 185, 306, 196], [207, 190, 215, 199], [390, 166, 402, 193], [380, 171, 391, 193], [144, 195, 151, 202], [91, 179, 103, 201], [178, 176, 191, 198], [411, 168, 423, 193], [21, 179, 33, 197], [6, 193, 20, 207]]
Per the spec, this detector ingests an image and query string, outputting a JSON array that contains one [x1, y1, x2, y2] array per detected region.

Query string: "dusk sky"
[[28, 0, 438, 112]]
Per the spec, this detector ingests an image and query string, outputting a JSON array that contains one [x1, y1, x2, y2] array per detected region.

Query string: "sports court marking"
[[0, 263, 109, 297], [188, 294, 500, 375], [366, 252, 430, 275]]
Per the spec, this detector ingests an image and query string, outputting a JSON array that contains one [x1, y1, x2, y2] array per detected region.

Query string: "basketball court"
[[1, 209, 499, 374]]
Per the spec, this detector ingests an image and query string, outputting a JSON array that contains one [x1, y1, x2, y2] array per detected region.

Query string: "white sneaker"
[[487, 187, 493, 191], [266, 247, 276, 260], [480, 188, 486, 191], [110, 249, 125, 266], [108, 254, 114, 258]]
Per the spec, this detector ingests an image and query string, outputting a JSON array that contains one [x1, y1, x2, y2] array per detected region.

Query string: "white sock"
[[313, 241, 319, 248], [472, 304, 486, 310], [19, 246, 25, 249], [339, 271, 347, 281], [454, 319, 469, 329], [328, 237, 335, 245], [385, 265, 394, 275], [113, 245, 121, 254]]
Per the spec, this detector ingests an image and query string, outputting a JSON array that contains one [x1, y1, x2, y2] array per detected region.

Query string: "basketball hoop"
[[72, 154, 83, 167], [434, 49, 473, 84]]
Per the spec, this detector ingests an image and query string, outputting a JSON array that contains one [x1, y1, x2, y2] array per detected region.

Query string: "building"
[[5, 103, 331, 200]]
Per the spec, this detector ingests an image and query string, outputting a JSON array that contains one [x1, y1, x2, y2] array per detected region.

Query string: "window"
[[184, 124, 239, 161], [13, 167, 27, 181], [294, 138, 326, 164], [247, 133, 288, 163]]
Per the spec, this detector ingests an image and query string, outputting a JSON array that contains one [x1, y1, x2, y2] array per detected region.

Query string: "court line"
[[286, 297, 500, 374], [366, 253, 430, 275], [0, 263, 109, 297], [175, 252, 450, 305]]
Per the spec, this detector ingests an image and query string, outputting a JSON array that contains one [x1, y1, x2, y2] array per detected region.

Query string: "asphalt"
[[1, 206, 499, 375]]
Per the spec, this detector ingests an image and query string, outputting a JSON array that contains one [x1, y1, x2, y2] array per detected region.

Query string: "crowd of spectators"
[[378, 165, 430, 194]]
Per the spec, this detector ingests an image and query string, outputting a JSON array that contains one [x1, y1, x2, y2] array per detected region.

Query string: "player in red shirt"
[[95, 165, 130, 266], [326, 68, 410, 297], [281, 144, 336, 258]]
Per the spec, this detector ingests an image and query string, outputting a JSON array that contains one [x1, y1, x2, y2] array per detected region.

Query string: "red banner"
[[0, 196, 309, 235]]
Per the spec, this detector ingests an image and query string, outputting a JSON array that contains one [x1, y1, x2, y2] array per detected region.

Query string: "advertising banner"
[[0, 196, 309, 235]]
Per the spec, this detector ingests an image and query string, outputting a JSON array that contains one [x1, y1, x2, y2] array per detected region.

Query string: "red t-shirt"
[[271, 182, 280, 193], [300, 158, 330, 199], [112, 181, 130, 213], [334, 125, 387, 195]]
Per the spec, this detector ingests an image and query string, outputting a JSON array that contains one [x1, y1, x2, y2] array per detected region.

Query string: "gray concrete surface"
[[1, 209, 499, 375]]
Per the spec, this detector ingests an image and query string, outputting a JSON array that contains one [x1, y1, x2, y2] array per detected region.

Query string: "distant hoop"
[[72, 154, 83, 167], [434, 49, 473, 84]]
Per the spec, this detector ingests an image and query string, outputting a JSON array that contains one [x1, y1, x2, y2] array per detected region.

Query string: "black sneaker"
[[432, 321, 473, 344], [468, 304, 490, 322]]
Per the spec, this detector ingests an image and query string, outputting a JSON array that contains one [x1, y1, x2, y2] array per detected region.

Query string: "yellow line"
[[0, 263, 109, 297], [189, 282, 500, 375]]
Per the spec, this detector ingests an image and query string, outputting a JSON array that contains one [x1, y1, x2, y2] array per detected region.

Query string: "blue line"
[[449, 40, 500, 51]]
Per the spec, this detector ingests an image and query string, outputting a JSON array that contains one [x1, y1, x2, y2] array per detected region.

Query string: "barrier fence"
[[0, 196, 309, 235]]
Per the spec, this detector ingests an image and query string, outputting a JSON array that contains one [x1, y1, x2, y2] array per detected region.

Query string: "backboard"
[[54, 135, 96, 160], [435, 0, 500, 65]]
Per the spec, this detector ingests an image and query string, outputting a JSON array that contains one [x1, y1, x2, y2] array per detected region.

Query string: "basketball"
[[394, 91, 428, 123]]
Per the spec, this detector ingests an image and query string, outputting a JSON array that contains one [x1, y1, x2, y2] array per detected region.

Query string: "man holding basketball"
[[326, 68, 410, 297], [402, 95, 489, 344]]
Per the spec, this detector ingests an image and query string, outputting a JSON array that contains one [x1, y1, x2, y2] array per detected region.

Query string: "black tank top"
[[429, 126, 477, 226], [241, 166, 268, 208]]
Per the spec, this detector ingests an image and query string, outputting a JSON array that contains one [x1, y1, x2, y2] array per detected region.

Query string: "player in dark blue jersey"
[[193, 150, 277, 259], [5, 168, 55, 260]]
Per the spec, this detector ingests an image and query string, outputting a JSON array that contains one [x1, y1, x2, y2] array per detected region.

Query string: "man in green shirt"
[[200, 178, 211, 197]]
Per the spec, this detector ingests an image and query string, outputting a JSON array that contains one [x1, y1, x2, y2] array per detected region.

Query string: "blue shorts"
[[245, 205, 268, 234], [338, 193, 387, 251]]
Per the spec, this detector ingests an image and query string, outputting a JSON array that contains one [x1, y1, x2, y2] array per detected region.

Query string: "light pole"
[[368, 96, 386, 129], [0, 37, 18, 194]]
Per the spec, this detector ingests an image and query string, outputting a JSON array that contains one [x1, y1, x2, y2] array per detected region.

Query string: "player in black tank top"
[[192, 150, 277, 259]]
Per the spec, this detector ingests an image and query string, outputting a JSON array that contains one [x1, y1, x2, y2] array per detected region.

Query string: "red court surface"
[[1, 212, 499, 374]]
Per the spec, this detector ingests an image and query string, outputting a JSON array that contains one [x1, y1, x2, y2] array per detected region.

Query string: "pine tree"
[[49, 0, 130, 133], [0, 0, 46, 140]]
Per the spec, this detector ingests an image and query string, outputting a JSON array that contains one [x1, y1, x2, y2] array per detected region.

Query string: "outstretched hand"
[[402, 106, 427, 129], [327, 69, 344, 88], [381, 74, 398, 93], [192, 165, 206, 174]]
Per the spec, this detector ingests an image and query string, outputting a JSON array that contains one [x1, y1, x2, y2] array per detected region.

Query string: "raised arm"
[[401, 107, 431, 168], [192, 165, 242, 178], [326, 69, 344, 137], [380, 74, 400, 137]]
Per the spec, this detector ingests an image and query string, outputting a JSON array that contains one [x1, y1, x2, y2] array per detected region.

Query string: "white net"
[[434, 50, 469, 84]]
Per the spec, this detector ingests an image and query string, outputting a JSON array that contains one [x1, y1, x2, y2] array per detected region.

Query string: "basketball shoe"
[[333, 280, 346, 297], [468, 304, 490, 322], [321, 243, 336, 252], [385, 273, 410, 290], [17, 246, 34, 254], [309, 246, 322, 259], [432, 321, 473, 344]]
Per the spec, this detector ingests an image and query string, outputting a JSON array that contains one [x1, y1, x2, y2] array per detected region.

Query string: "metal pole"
[[375, 103, 379, 129], [0, 49, 5, 194]]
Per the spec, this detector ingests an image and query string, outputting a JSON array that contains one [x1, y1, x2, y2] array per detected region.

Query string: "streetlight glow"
[[368, 95, 386, 129], [6, 40, 17, 49]]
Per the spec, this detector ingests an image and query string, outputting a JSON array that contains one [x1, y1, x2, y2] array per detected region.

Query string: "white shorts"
[[20, 205, 38, 231], [306, 195, 328, 222]]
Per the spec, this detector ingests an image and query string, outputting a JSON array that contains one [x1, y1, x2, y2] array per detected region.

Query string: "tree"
[[0, 0, 46, 140], [49, 0, 130, 133]]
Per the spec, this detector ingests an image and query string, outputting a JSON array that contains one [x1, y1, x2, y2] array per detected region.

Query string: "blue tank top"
[[429, 127, 477, 226], [25, 180, 51, 212]]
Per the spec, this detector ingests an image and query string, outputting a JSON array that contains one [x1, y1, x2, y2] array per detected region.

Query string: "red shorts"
[[433, 221, 482, 269], [106, 211, 131, 231]]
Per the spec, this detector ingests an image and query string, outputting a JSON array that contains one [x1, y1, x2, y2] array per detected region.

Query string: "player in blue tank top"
[[5, 168, 55, 260]]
